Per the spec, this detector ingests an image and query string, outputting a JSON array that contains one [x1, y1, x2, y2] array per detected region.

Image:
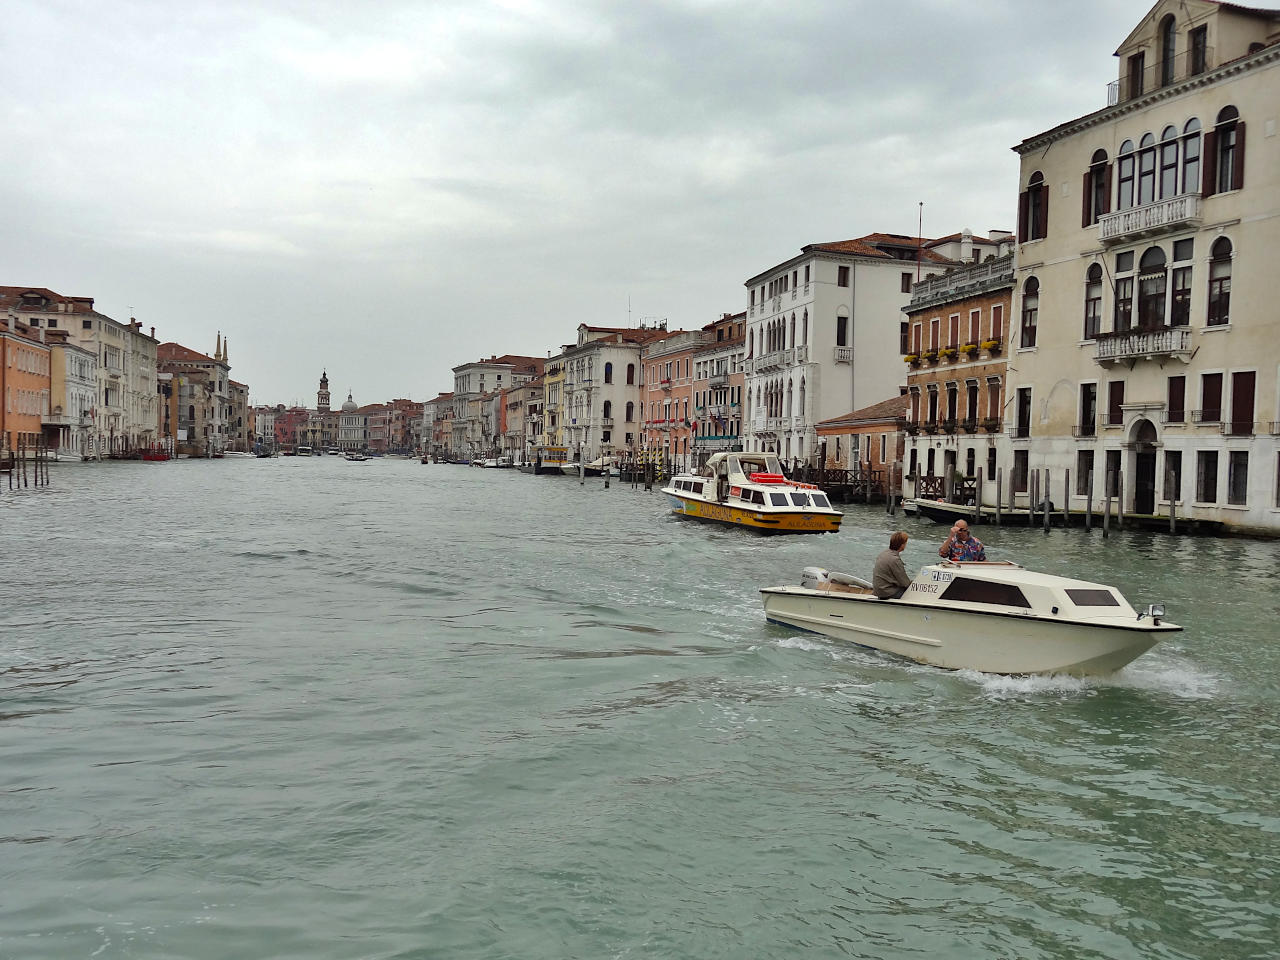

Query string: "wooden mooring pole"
[[1042, 468, 1051, 533], [1085, 469, 1094, 531], [994, 467, 1003, 526], [1103, 470, 1112, 538]]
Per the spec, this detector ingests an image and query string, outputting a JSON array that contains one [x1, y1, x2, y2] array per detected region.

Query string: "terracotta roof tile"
[[816, 395, 908, 428], [158, 342, 222, 364]]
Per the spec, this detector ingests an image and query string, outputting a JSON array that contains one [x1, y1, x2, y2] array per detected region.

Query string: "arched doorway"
[[1131, 419, 1158, 514]]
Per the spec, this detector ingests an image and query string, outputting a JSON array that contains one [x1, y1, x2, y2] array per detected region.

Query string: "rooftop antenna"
[[916, 202, 924, 282]]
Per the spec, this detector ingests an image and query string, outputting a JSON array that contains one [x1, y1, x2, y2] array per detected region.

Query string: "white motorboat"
[[662, 452, 842, 534], [760, 560, 1180, 676]]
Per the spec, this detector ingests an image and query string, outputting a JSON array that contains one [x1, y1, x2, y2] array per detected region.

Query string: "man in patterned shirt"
[[939, 520, 987, 561]]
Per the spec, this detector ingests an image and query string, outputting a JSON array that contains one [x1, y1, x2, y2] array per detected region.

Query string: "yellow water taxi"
[[661, 452, 842, 534]]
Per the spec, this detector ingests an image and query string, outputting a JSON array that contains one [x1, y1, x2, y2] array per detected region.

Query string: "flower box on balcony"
[[939, 348, 958, 360], [921, 350, 938, 362], [903, 354, 920, 365], [959, 343, 979, 355], [980, 339, 1002, 354]]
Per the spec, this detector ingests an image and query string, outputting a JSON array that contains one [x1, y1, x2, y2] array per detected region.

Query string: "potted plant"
[[981, 338, 1003, 354], [921, 349, 938, 362], [940, 347, 958, 360], [959, 343, 979, 356], [904, 353, 920, 366]]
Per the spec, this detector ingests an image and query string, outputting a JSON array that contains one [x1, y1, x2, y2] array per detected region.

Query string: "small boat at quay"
[[662, 452, 842, 534], [345, 452, 369, 461], [760, 560, 1180, 676]]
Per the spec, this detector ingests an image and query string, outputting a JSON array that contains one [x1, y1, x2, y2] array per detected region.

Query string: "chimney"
[[151, 326, 155, 339], [960, 228, 974, 264]]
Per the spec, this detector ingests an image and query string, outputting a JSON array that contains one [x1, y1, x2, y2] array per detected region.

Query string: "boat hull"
[[760, 586, 1178, 675], [668, 494, 840, 534]]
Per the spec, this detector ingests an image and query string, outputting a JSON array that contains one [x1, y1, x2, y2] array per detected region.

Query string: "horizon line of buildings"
[[417, 0, 1280, 535]]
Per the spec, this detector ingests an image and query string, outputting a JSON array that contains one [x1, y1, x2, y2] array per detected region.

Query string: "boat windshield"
[[763, 455, 782, 474]]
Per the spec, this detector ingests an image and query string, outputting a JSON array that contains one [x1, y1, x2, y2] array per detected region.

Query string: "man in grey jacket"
[[872, 531, 912, 599]]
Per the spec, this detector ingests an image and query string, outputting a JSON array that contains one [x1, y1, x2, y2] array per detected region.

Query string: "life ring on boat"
[[749, 472, 786, 483]]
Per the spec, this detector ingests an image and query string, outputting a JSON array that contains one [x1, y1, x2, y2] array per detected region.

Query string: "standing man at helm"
[[939, 520, 986, 561]]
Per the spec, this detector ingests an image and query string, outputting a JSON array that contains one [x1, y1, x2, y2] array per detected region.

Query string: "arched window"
[[626, 363, 635, 385], [1208, 237, 1232, 326], [188, 405, 195, 422], [1207, 106, 1244, 195], [1181, 119, 1201, 195], [1020, 171, 1048, 241], [1138, 132, 1157, 205], [801, 310, 809, 344], [1138, 247, 1167, 329], [789, 313, 796, 348], [798, 378, 806, 418], [625, 401, 634, 422], [604, 362, 613, 384], [1117, 140, 1136, 209], [1021, 277, 1039, 348], [1084, 264, 1103, 339], [602, 400, 612, 420], [1159, 126, 1179, 198], [836, 312, 849, 347], [1160, 15, 1177, 87], [786, 380, 793, 418], [1083, 149, 1109, 226]]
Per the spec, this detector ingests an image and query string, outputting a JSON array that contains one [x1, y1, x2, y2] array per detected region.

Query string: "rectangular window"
[[1197, 450, 1218, 503], [1230, 370, 1255, 436], [1114, 277, 1133, 332], [1170, 267, 1192, 326], [1200, 373, 1222, 422], [1079, 383, 1097, 436], [1190, 26, 1208, 75], [836, 317, 848, 347], [1013, 450, 1029, 493], [968, 310, 980, 345], [1107, 380, 1125, 426], [1106, 450, 1122, 496], [1015, 387, 1031, 438], [1167, 375, 1185, 423], [987, 447, 996, 478], [948, 315, 959, 348], [991, 304, 1003, 341], [1127, 52, 1145, 98], [1164, 450, 1182, 501], [837, 266, 850, 287], [901, 272, 912, 293], [1077, 450, 1094, 495]]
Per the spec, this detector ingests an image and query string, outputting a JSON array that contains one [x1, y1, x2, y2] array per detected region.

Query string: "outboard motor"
[[801, 567, 830, 589]]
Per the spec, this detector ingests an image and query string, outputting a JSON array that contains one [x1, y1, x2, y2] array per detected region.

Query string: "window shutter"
[[1232, 121, 1246, 189], [1082, 171, 1092, 227], [1202, 130, 1218, 197], [1018, 190, 1029, 242], [1037, 183, 1050, 239], [1102, 164, 1112, 214]]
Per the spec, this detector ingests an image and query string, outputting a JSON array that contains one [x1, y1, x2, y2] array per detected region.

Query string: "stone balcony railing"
[[1094, 325, 1193, 365], [1098, 194, 1201, 244], [908, 253, 1016, 309]]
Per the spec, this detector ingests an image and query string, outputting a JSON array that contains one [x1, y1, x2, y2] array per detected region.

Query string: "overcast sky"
[[2, 0, 1191, 406]]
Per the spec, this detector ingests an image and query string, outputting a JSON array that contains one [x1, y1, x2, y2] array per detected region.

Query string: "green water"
[[2, 459, 1276, 959]]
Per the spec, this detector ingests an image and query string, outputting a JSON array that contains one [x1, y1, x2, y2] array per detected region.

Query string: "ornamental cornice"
[[1014, 46, 1280, 155]]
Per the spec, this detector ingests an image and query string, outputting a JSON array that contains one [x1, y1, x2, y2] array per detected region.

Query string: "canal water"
[[2, 458, 1277, 960]]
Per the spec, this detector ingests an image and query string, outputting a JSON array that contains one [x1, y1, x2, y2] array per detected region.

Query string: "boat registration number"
[[930, 571, 954, 582]]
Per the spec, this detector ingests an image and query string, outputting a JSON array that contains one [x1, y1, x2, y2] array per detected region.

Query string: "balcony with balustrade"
[[1098, 194, 1201, 245], [1107, 47, 1215, 106], [1094, 326, 1193, 365]]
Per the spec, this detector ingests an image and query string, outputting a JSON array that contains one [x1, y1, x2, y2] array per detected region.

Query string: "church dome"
[[342, 392, 357, 414]]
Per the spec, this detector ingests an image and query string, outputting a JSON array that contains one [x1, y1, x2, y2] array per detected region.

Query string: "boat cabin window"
[[726, 456, 741, 476], [790, 492, 810, 506], [764, 455, 782, 475], [939, 578, 1031, 608], [812, 493, 831, 508], [769, 493, 789, 506], [1065, 589, 1120, 607]]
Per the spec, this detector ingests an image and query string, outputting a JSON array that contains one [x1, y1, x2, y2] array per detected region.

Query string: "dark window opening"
[[940, 578, 1031, 608]]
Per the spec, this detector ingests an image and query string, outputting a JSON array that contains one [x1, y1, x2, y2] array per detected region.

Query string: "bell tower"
[[317, 371, 331, 413]]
